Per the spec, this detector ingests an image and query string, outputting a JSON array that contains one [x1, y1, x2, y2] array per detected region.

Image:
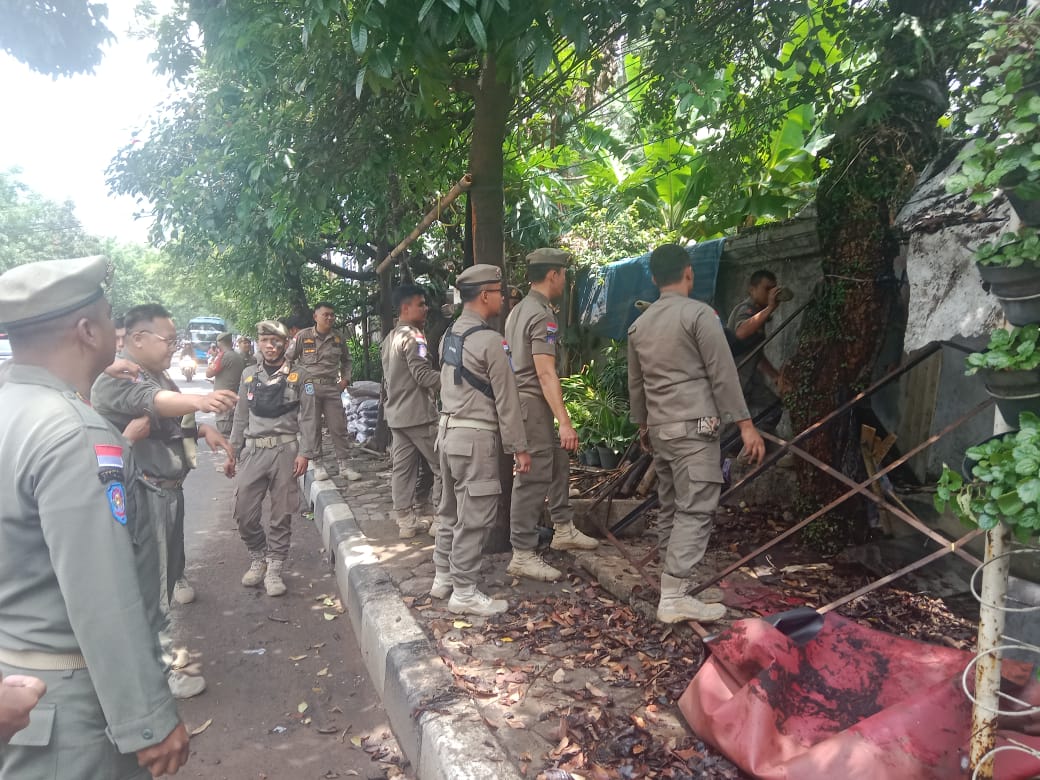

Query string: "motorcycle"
[[179, 353, 197, 382]]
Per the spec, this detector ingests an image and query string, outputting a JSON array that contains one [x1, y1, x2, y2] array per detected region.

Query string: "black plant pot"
[[596, 446, 621, 470], [962, 431, 1015, 480], [1006, 191, 1040, 227], [986, 388, 1040, 426], [996, 290, 1040, 326], [977, 261, 1040, 301], [583, 447, 601, 467]]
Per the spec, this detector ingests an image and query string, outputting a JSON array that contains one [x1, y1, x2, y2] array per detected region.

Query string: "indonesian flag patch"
[[546, 321, 558, 344], [95, 444, 125, 484]]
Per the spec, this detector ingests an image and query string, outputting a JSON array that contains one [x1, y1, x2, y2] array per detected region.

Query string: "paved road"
[[167, 375, 409, 779]]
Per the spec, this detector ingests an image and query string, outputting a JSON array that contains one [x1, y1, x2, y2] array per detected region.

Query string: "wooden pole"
[[375, 174, 473, 274]]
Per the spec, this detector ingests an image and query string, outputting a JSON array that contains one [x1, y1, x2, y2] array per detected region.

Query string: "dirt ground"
[[326, 441, 981, 780], [169, 405, 412, 780]]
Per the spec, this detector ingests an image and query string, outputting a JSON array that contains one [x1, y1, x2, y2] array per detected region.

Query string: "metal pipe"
[[971, 523, 1012, 777], [722, 341, 944, 502], [735, 298, 812, 371], [375, 174, 473, 274]]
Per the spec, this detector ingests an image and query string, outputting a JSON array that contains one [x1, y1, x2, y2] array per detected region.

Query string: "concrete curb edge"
[[305, 474, 524, 780]]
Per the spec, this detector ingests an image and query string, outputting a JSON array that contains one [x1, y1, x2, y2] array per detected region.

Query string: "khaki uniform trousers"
[[0, 664, 149, 780], [135, 482, 184, 671], [214, 410, 234, 439], [649, 422, 723, 580], [232, 440, 300, 560], [433, 427, 501, 588], [509, 394, 571, 551], [390, 422, 441, 515], [300, 381, 350, 461]]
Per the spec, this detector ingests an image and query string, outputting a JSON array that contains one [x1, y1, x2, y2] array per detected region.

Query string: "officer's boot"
[[338, 459, 362, 481], [506, 549, 562, 582], [416, 504, 436, 535], [656, 573, 726, 624], [311, 462, 329, 482], [396, 510, 421, 539], [448, 585, 508, 616], [172, 577, 196, 605], [550, 522, 599, 551], [430, 569, 453, 599], [265, 558, 287, 597], [241, 550, 267, 587]]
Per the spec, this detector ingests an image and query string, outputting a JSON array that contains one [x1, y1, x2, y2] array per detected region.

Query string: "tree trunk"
[[782, 2, 964, 542], [468, 51, 515, 554]]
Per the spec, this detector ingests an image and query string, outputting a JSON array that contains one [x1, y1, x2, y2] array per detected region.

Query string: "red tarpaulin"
[[679, 613, 1040, 779]]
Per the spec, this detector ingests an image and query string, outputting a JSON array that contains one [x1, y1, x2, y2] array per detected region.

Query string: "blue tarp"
[[574, 239, 726, 340]]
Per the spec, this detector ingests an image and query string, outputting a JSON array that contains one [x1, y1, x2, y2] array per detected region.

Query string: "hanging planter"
[[975, 228, 1040, 318], [1006, 191, 1040, 227], [967, 326, 1040, 420]]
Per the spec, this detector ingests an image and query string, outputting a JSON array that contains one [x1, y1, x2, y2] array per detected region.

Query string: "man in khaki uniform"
[[230, 320, 312, 596], [206, 332, 248, 438], [628, 244, 765, 624], [0, 256, 190, 778], [286, 301, 353, 481], [381, 284, 442, 539], [92, 303, 237, 699], [433, 264, 532, 616], [505, 248, 597, 582]]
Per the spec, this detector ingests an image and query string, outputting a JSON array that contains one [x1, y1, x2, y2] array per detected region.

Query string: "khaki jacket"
[[381, 323, 439, 428], [286, 326, 351, 383], [0, 364, 179, 752], [438, 309, 528, 454], [628, 291, 749, 428], [504, 289, 559, 398], [229, 362, 311, 451]]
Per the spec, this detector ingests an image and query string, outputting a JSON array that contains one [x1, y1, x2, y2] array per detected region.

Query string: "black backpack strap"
[[450, 324, 495, 400]]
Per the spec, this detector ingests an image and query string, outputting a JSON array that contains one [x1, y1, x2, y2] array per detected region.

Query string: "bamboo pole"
[[375, 174, 474, 274]]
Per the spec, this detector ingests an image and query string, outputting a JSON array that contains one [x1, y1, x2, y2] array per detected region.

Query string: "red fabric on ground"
[[679, 614, 1040, 779]]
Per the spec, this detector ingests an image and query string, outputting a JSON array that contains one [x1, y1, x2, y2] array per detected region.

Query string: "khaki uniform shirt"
[[213, 346, 248, 393], [438, 309, 528, 454], [628, 291, 750, 427], [727, 296, 769, 392], [504, 289, 559, 398], [91, 355, 194, 480], [286, 326, 352, 383], [229, 363, 310, 451], [381, 323, 439, 428], [0, 364, 179, 752]]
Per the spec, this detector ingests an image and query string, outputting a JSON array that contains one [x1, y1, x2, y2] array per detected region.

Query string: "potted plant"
[[935, 412, 1040, 542], [965, 325, 1040, 421], [974, 228, 1040, 322]]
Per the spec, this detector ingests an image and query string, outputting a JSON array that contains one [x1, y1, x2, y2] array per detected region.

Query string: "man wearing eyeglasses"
[[91, 303, 238, 699]]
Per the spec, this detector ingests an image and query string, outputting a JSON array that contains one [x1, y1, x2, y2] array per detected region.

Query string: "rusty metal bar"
[[722, 341, 944, 502], [375, 174, 473, 274], [817, 527, 985, 615], [736, 298, 812, 371], [689, 396, 994, 597], [761, 432, 984, 569]]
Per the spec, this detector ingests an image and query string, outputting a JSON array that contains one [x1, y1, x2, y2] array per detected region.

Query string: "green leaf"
[[998, 491, 1025, 516], [351, 19, 368, 54], [355, 65, 366, 99], [1018, 477, 1040, 504], [418, 0, 436, 22], [441, 0, 461, 11], [464, 12, 487, 50], [533, 42, 552, 77]]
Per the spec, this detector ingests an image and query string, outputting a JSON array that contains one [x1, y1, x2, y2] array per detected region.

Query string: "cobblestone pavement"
[[318, 441, 748, 779]]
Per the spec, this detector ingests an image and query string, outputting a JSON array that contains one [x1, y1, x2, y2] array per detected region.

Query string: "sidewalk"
[[305, 443, 747, 780]]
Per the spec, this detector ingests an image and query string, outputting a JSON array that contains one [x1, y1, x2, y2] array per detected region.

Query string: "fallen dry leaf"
[[289, 654, 308, 661], [323, 612, 338, 621], [297, 702, 309, 714], [189, 718, 212, 737], [317, 666, 330, 677]]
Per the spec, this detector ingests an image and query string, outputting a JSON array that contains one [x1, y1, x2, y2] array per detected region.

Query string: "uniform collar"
[[659, 290, 689, 300], [1, 362, 80, 395], [526, 289, 550, 307], [458, 309, 489, 327]]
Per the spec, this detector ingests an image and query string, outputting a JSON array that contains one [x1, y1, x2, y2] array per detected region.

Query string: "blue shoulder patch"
[[107, 483, 127, 526]]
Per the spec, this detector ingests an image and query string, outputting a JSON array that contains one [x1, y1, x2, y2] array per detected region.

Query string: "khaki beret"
[[455, 264, 502, 288], [526, 248, 570, 267], [0, 256, 109, 330], [256, 319, 289, 339]]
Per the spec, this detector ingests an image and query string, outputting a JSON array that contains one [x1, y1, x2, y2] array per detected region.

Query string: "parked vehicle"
[[179, 348, 197, 382], [186, 315, 227, 362]]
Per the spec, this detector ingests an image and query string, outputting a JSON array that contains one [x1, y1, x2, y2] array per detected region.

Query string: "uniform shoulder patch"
[[107, 483, 127, 525], [287, 372, 299, 383], [545, 321, 558, 344]]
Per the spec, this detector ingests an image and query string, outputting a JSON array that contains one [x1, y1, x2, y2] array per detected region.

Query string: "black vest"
[[247, 369, 299, 418]]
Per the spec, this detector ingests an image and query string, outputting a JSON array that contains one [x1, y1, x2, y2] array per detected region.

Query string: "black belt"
[[141, 474, 184, 489]]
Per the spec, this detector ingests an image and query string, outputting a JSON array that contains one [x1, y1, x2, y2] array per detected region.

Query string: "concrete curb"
[[305, 474, 524, 780]]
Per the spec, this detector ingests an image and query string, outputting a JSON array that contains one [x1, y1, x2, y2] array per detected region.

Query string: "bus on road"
[[185, 316, 227, 363]]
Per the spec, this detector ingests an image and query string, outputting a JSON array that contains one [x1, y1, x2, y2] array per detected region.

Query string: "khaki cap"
[[455, 264, 502, 288], [256, 319, 289, 339], [216, 332, 234, 344], [0, 255, 109, 330], [526, 248, 570, 267]]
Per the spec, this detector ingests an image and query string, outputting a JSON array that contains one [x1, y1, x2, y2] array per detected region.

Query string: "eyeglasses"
[[135, 330, 178, 349]]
